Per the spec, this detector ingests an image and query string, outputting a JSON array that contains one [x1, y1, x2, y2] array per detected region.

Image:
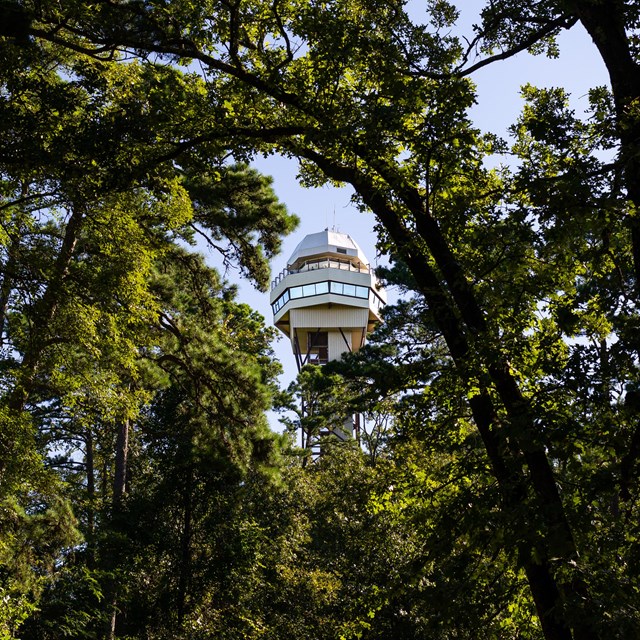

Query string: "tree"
[[7, 0, 640, 637], [276, 365, 354, 460], [470, 0, 640, 290], [0, 26, 298, 635], [327, 276, 639, 638], [13, 243, 290, 639]]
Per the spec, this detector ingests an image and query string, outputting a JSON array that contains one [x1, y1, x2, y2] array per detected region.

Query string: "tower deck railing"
[[270, 257, 372, 290]]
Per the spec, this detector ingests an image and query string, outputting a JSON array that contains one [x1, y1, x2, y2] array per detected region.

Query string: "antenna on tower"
[[333, 206, 337, 231]]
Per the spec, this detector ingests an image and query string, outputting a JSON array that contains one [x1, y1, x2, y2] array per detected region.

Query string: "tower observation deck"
[[270, 229, 386, 370], [270, 229, 386, 449]]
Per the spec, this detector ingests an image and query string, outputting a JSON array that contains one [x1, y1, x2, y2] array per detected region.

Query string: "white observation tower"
[[270, 229, 386, 444]]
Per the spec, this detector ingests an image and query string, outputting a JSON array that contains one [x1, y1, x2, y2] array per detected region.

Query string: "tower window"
[[336, 247, 348, 254], [307, 331, 329, 364]]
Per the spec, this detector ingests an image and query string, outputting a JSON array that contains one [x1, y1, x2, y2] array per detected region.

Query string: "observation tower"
[[270, 229, 386, 445]]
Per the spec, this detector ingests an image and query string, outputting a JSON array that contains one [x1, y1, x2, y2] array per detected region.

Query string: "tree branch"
[[457, 15, 578, 78]]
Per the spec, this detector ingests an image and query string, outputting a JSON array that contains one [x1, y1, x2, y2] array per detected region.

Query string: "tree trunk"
[[177, 463, 194, 625], [113, 419, 130, 508], [572, 0, 640, 293], [572, 0, 640, 542], [297, 147, 592, 639], [0, 206, 85, 487], [105, 418, 130, 638], [85, 430, 96, 568], [8, 206, 85, 412]]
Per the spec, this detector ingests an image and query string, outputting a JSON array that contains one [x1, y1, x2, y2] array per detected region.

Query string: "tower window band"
[[271, 280, 371, 314]]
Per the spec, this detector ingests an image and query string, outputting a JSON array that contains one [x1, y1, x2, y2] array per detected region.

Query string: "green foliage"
[[183, 162, 299, 291], [0, 407, 81, 637], [276, 364, 352, 455], [0, 19, 297, 636], [3, 1, 640, 639]]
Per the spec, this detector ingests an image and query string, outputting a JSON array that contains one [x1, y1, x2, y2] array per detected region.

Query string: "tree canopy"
[[2, 1, 640, 639]]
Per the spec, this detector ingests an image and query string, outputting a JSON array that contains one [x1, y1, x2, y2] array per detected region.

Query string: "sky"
[[203, 3, 611, 425]]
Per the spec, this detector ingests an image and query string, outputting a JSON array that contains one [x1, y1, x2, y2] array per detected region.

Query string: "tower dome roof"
[[287, 229, 369, 268]]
